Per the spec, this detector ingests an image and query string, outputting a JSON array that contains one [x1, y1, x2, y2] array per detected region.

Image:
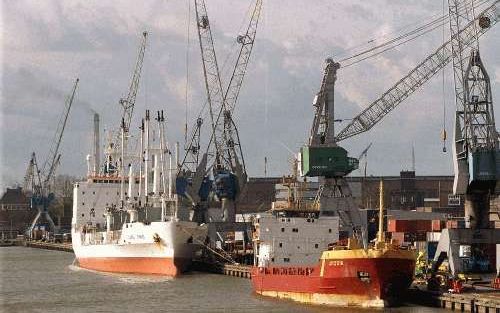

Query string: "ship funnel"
[[93, 113, 100, 175]]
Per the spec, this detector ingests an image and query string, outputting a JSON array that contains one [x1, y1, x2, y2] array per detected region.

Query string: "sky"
[[1, 0, 499, 191]]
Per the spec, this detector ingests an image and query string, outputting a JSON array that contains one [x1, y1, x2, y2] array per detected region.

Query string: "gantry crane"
[[431, 0, 500, 277], [177, 0, 262, 223], [300, 1, 498, 243], [104, 32, 148, 175], [27, 78, 79, 236]]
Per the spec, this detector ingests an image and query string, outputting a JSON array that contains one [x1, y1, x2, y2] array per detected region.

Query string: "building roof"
[[0, 187, 30, 205]]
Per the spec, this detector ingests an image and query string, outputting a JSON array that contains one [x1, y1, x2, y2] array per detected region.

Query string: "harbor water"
[[1, 247, 442, 312]]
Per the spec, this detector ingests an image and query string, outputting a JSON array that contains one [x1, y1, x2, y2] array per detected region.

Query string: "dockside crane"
[[334, 1, 499, 142], [104, 32, 148, 176], [27, 78, 79, 236], [178, 0, 262, 223], [430, 0, 500, 278], [299, 1, 498, 243]]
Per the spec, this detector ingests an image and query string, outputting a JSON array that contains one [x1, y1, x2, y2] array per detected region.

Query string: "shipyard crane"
[[104, 32, 148, 175], [120, 31, 148, 134], [334, 1, 499, 142], [300, 1, 498, 243], [28, 78, 79, 236], [430, 0, 500, 277], [178, 0, 262, 223], [301, 58, 365, 239]]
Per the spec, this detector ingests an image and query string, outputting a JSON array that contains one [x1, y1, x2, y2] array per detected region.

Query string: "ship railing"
[[258, 266, 315, 276]]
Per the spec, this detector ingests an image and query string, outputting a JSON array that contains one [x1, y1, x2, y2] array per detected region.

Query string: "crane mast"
[[334, 1, 499, 142], [181, 0, 262, 175], [301, 59, 363, 239], [430, 0, 500, 278], [120, 31, 148, 133], [177, 0, 262, 223], [28, 78, 79, 236], [41, 78, 79, 193], [194, 0, 227, 170]]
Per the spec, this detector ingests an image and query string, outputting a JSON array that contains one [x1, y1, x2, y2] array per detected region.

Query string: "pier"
[[192, 261, 252, 279], [25, 241, 73, 253], [439, 292, 500, 313]]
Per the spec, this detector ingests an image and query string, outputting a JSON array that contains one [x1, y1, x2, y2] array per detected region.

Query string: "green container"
[[301, 146, 358, 177]]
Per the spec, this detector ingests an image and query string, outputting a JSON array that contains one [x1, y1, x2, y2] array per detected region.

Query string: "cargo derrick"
[[177, 0, 262, 223], [26, 78, 79, 236], [103, 32, 148, 177], [431, 0, 500, 278], [302, 1, 499, 244]]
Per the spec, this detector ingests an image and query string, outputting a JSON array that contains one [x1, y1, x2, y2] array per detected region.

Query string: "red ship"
[[251, 180, 416, 308], [251, 239, 416, 308]]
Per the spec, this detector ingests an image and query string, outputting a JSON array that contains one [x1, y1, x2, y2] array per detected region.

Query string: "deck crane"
[[27, 78, 79, 236], [104, 32, 148, 175], [431, 0, 500, 278], [178, 0, 262, 223], [300, 2, 498, 242]]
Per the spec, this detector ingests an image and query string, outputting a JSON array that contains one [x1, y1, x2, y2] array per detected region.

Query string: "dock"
[[192, 260, 252, 279], [25, 241, 73, 252], [439, 292, 500, 313]]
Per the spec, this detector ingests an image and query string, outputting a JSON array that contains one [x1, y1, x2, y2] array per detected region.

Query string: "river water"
[[1, 247, 443, 313]]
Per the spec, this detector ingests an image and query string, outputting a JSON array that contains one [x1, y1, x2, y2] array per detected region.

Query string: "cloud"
[[1, 0, 499, 190]]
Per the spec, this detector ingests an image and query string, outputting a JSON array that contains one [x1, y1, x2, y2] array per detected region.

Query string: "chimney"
[[93, 113, 100, 175]]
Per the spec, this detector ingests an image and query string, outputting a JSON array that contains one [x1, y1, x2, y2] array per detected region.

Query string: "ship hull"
[[72, 221, 207, 277], [78, 256, 190, 276], [251, 256, 415, 308]]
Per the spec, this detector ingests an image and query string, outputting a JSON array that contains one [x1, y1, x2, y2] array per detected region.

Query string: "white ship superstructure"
[[72, 110, 207, 276]]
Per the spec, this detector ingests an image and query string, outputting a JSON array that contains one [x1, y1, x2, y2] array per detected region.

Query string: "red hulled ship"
[[251, 180, 416, 308]]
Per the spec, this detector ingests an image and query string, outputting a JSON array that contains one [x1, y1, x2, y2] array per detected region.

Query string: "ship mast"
[[377, 180, 385, 244]]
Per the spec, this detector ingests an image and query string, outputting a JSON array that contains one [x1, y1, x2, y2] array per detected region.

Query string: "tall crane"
[[120, 31, 148, 134], [28, 78, 79, 236], [301, 59, 364, 239], [334, 1, 499, 142], [103, 32, 147, 176], [178, 0, 262, 222], [300, 1, 498, 244], [430, 0, 500, 278]]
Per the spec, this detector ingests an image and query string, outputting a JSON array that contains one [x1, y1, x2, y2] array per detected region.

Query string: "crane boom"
[[223, 0, 262, 114], [209, 0, 263, 174], [120, 31, 148, 133], [41, 78, 79, 191], [194, 0, 227, 169], [334, 1, 499, 142], [181, 0, 262, 174]]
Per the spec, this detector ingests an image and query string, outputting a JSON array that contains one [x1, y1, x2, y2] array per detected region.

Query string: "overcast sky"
[[1, 0, 499, 191]]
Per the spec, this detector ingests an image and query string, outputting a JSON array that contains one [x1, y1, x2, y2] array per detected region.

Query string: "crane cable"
[[185, 0, 191, 146], [338, 0, 492, 68], [441, 0, 447, 153]]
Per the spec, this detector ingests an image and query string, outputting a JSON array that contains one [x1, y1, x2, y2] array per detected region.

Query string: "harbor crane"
[[26, 78, 79, 236], [104, 31, 148, 175], [431, 0, 500, 277], [177, 0, 262, 223], [300, 1, 498, 243]]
